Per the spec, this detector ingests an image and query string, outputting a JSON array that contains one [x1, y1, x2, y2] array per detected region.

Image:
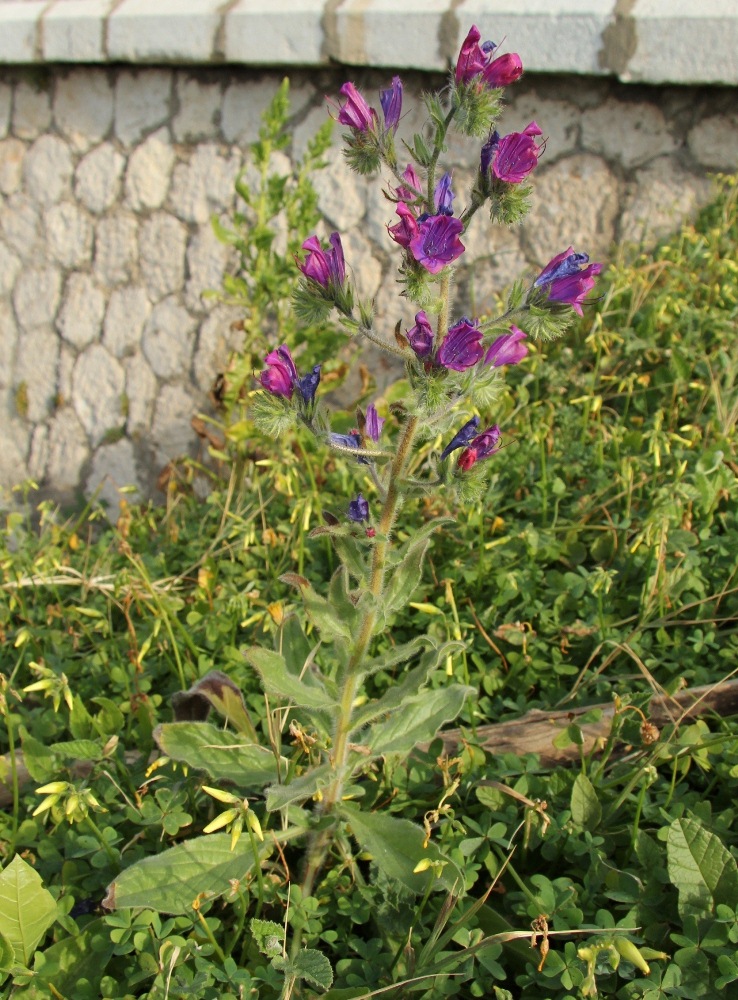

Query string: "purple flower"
[[380, 76, 403, 132], [337, 82, 377, 132], [298, 233, 346, 291], [484, 326, 528, 367], [388, 202, 419, 249], [438, 317, 483, 371], [534, 247, 603, 316], [298, 365, 322, 402], [409, 215, 465, 274], [483, 52, 523, 88], [455, 26, 522, 89], [433, 173, 455, 216], [259, 344, 298, 398], [457, 425, 502, 471], [406, 311, 434, 358], [395, 164, 423, 205], [490, 122, 543, 184], [480, 131, 499, 175], [348, 494, 369, 522], [365, 404, 384, 442], [440, 416, 480, 460], [330, 432, 362, 451]]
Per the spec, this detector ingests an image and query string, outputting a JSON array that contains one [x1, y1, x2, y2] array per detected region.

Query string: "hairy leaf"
[[667, 816, 738, 918], [154, 722, 282, 788]]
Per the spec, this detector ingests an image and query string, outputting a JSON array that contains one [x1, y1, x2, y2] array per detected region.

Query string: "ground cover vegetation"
[[2, 38, 738, 1000]]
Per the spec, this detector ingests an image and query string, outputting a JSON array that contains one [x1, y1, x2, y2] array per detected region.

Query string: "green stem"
[[196, 909, 226, 963], [248, 824, 266, 919], [85, 815, 118, 867], [4, 711, 19, 845]]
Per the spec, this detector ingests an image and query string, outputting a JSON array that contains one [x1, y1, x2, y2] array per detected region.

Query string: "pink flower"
[[491, 122, 544, 184], [337, 82, 377, 132], [534, 248, 603, 316], [408, 215, 465, 274], [437, 318, 483, 371], [388, 202, 419, 248], [457, 425, 502, 470], [455, 25, 522, 89], [484, 326, 528, 367]]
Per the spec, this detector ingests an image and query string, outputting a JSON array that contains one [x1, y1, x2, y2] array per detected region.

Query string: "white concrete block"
[[0, 2, 44, 63], [225, 0, 325, 65], [108, 0, 221, 63], [332, 0, 449, 71], [42, 0, 116, 63]]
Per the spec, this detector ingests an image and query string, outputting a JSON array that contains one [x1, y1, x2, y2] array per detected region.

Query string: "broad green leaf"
[[361, 635, 433, 678], [50, 739, 103, 761], [250, 918, 284, 958], [570, 774, 602, 831], [281, 573, 354, 640], [0, 855, 57, 964], [353, 640, 463, 730], [171, 670, 258, 741], [0, 928, 15, 974], [667, 816, 738, 918], [279, 615, 314, 676], [366, 684, 472, 757], [154, 722, 282, 789], [383, 536, 431, 617], [292, 948, 333, 991], [25, 918, 114, 1000], [105, 833, 274, 913], [328, 566, 360, 634], [265, 763, 333, 812], [341, 807, 463, 894], [244, 648, 337, 711], [18, 727, 57, 783]]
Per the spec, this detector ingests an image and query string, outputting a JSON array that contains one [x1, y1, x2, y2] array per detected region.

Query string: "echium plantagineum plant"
[[109, 25, 602, 997]]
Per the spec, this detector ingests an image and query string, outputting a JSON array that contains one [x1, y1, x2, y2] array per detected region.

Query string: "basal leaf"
[[280, 574, 354, 640], [244, 648, 337, 711], [341, 807, 463, 894], [365, 684, 472, 757], [292, 948, 334, 991], [570, 774, 602, 831], [667, 816, 738, 919], [0, 856, 57, 965], [265, 763, 334, 812], [154, 722, 282, 789], [26, 918, 114, 1000]]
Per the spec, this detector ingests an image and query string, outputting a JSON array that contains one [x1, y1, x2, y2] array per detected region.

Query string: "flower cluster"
[[407, 314, 529, 375], [440, 416, 502, 472], [259, 345, 321, 404], [388, 172, 466, 275], [532, 247, 604, 315], [455, 25, 523, 90]]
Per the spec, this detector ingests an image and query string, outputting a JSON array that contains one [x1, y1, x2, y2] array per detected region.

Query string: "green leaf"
[[49, 739, 104, 762], [0, 929, 16, 974], [244, 647, 336, 711], [265, 763, 333, 812], [292, 948, 333, 991], [361, 635, 434, 678], [383, 536, 431, 617], [341, 807, 463, 894], [105, 833, 270, 914], [667, 816, 738, 919], [570, 774, 602, 831], [0, 856, 57, 964], [280, 573, 354, 641], [250, 918, 284, 958], [328, 566, 360, 634], [154, 722, 282, 789], [25, 918, 114, 1000], [18, 727, 57, 782], [365, 684, 472, 757]]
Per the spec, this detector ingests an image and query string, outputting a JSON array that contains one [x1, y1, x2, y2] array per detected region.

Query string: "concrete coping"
[[0, 0, 735, 85]]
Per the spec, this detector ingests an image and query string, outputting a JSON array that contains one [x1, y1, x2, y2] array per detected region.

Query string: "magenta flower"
[[457, 424, 502, 470], [337, 82, 377, 132], [365, 404, 384, 442], [409, 215, 465, 274], [437, 317, 483, 371], [455, 26, 522, 89], [379, 76, 403, 132], [484, 326, 528, 367], [259, 344, 298, 398], [434, 173, 455, 216], [298, 232, 346, 291], [490, 122, 544, 184], [395, 164, 423, 205], [388, 202, 419, 249], [440, 416, 480, 460], [534, 247, 603, 316], [406, 311, 434, 358]]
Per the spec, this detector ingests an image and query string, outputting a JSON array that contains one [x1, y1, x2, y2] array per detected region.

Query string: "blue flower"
[[440, 416, 480, 460]]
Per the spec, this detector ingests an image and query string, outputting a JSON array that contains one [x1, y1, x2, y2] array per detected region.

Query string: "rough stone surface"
[[184, 226, 232, 312], [193, 304, 242, 392], [169, 144, 240, 224], [525, 155, 620, 263], [508, 92, 581, 163], [687, 113, 738, 172], [124, 128, 174, 210], [57, 273, 106, 350], [0, 81, 10, 139], [13, 267, 61, 329], [142, 297, 196, 379], [45, 408, 90, 491], [45, 202, 93, 268], [23, 134, 73, 205], [0, 307, 18, 385], [54, 69, 114, 152], [312, 146, 366, 231], [13, 81, 52, 140], [580, 99, 678, 169], [87, 438, 141, 513], [75, 142, 127, 214], [173, 75, 221, 142], [139, 212, 187, 301], [115, 70, 172, 146], [152, 381, 202, 465], [220, 79, 276, 145], [94, 212, 139, 286], [72, 344, 126, 445], [13, 326, 60, 423], [0, 137, 25, 195], [0, 240, 21, 297], [124, 353, 158, 435], [104, 286, 151, 358], [1, 194, 42, 260], [620, 158, 713, 246], [1, 419, 30, 492]]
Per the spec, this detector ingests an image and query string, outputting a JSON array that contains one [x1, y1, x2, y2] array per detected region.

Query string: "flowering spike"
[[298, 365, 322, 403], [259, 345, 297, 398], [489, 122, 544, 184], [337, 82, 377, 132], [365, 404, 385, 442], [434, 173, 455, 216], [455, 25, 522, 90], [406, 311, 434, 358], [388, 202, 419, 248]]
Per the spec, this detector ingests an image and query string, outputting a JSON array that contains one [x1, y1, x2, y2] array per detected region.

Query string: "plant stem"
[[85, 814, 119, 867], [196, 909, 226, 963]]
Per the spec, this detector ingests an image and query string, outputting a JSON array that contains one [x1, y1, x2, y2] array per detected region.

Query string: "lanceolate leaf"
[[361, 635, 434, 678], [667, 816, 738, 918], [244, 648, 337, 711], [104, 832, 296, 914], [281, 573, 354, 640], [154, 722, 283, 789], [366, 684, 472, 757], [265, 763, 334, 812], [341, 807, 463, 894], [0, 855, 57, 965]]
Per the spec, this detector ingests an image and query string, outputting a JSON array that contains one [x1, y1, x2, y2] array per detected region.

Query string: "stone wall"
[[1, 63, 736, 509]]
